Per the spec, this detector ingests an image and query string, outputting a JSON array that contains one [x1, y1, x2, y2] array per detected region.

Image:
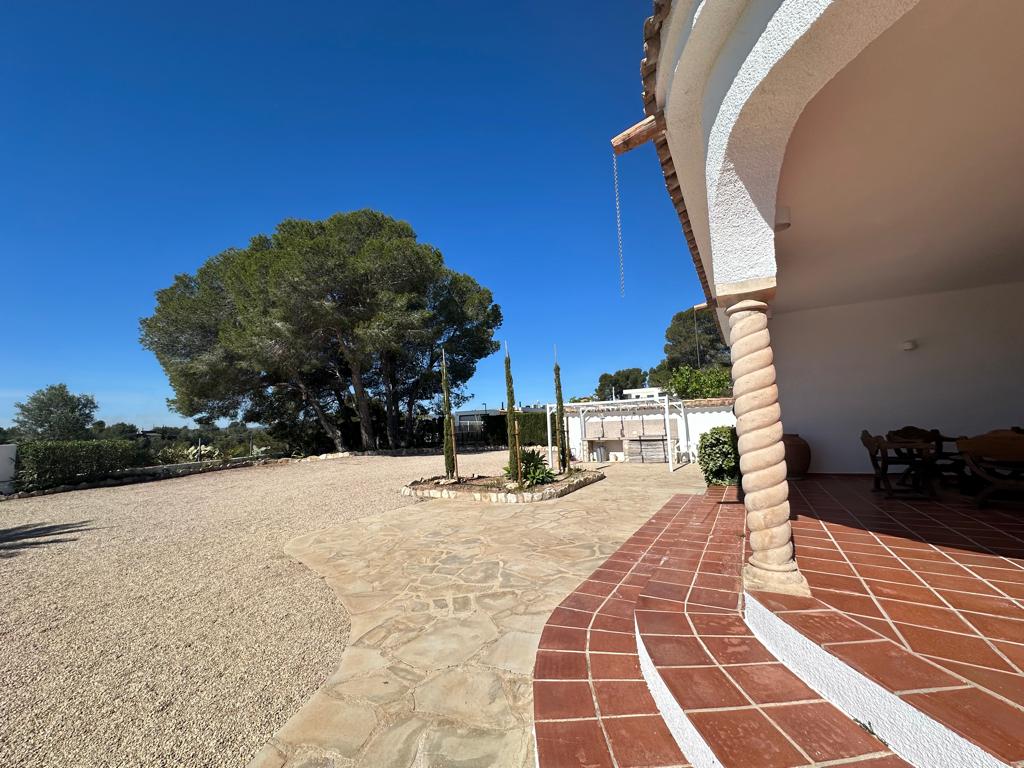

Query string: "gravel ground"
[[0, 451, 506, 768]]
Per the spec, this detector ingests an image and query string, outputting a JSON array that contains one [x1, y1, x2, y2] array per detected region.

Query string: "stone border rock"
[[401, 470, 604, 504]]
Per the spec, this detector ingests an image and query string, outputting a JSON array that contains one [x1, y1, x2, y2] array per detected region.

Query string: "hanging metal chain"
[[612, 151, 625, 297]]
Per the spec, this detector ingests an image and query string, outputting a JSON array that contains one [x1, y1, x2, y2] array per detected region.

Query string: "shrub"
[[16, 440, 139, 491], [482, 412, 555, 447], [667, 365, 732, 400], [697, 426, 740, 485], [504, 448, 555, 488]]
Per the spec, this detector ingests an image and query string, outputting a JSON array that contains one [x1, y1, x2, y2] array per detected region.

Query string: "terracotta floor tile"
[[798, 556, 857, 576], [867, 580, 945, 606], [695, 572, 743, 591], [855, 564, 926, 585], [635, 610, 691, 636], [876, 599, 974, 634], [600, 598, 637, 620], [547, 607, 593, 629], [727, 662, 818, 704], [936, 589, 1022, 618], [703, 635, 776, 665], [854, 615, 902, 642], [604, 715, 687, 768], [843, 552, 905, 569], [589, 653, 642, 679], [902, 687, 1024, 762], [591, 613, 634, 633], [899, 558, 973, 577], [782, 610, 880, 644], [747, 590, 820, 612], [687, 708, 805, 768], [577, 581, 614, 598], [652, 567, 697, 586], [535, 650, 589, 680], [972, 565, 1024, 585], [534, 680, 597, 720], [811, 588, 884, 618], [659, 666, 748, 710], [643, 635, 712, 667], [804, 570, 868, 594], [589, 629, 637, 654], [636, 596, 688, 612], [593, 680, 659, 717], [850, 757, 914, 767], [540, 625, 588, 651], [993, 640, 1024, 668], [687, 586, 741, 610], [769, 701, 886, 760], [916, 570, 1000, 594], [535, 719, 614, 768], [828, 639, 961, 692], [589, 568, 627, 584], [959, 611, 1024, 644], [936, 660, 1024, 707], [690, 613, 752, 637], [643, 580, 686, 603], [611, 584, 643, 602], [895, 623, 1013, 671]]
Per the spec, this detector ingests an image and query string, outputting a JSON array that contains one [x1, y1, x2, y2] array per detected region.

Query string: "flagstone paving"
[[248, 462, 707, 768]]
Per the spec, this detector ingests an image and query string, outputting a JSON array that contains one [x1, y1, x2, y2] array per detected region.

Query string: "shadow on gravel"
[[0, 521, 93, 558]]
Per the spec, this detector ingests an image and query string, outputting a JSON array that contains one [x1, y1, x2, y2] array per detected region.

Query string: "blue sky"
[[0, 1, 703, 428]]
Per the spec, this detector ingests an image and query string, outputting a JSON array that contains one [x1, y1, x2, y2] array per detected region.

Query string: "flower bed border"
[[401, 470, 605, 504]]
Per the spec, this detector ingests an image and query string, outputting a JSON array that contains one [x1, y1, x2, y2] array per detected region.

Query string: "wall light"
[[902, 340, 918, 351]]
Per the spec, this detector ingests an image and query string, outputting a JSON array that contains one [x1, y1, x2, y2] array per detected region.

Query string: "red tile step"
[[533, 495, 696, 768], [633, 493, 908, 768]]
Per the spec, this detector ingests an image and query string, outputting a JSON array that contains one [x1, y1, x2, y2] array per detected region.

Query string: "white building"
[[613, 0, 1024, 590], [546, 396, 735, 468]]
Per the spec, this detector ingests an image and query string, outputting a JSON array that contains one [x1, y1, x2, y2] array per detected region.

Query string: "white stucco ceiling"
[[773, 0, 1024, 314]]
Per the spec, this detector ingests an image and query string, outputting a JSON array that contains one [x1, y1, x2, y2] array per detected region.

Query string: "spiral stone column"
[[727, 299, 810, 596]]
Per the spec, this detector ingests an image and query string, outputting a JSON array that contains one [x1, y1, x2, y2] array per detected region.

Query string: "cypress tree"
[[441, 349, 456, 479], [504, 344, 519, 476], [554, 355, 569, 472]]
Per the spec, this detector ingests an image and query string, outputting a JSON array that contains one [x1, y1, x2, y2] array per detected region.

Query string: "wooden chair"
[[861, 430, 935, 497], [957, 433, 1024, 507], [887, 426, 965, 488]]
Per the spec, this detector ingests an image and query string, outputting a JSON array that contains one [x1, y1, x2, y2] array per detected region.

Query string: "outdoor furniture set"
[[860, 425, 1024, 505]]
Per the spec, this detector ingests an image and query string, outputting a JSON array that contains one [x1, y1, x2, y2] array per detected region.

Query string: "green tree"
[[441, 349, 457, 479], [141, 210, 500, 452], [504, 346, 519, 478], [595, 368, 646, 400], [649, 307, 729, 386], [553, 357, 569, 472], [92, 421, 140, 441], [13, 384, 98, 440], [666, 365, 732, 399]]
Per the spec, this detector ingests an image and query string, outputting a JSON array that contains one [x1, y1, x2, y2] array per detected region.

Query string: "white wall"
[[772, 281, 1024, 473], [564, 406, 736, 465], [683, 406, 737, 462]]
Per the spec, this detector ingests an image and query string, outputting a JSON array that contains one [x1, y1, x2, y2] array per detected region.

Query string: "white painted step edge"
[[744, 591, 1008, 768], [636, 616, 725, 768]]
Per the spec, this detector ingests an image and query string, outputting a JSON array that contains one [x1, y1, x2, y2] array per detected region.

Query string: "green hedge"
[[482, 412, 555, 447], [16, 440, 140, 491], [697, 426, 740, 485]]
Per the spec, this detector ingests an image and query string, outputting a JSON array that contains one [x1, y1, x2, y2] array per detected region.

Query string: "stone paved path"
[[249, 462, 706, 768]]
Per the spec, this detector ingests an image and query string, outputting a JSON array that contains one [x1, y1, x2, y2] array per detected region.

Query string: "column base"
[[743, 563, 811, 597]]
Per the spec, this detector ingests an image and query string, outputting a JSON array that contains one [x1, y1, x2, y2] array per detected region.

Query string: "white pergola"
[[544, 395, 687, 473]]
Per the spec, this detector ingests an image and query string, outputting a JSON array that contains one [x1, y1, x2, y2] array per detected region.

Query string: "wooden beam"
[[611, 111, 664, 155]]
